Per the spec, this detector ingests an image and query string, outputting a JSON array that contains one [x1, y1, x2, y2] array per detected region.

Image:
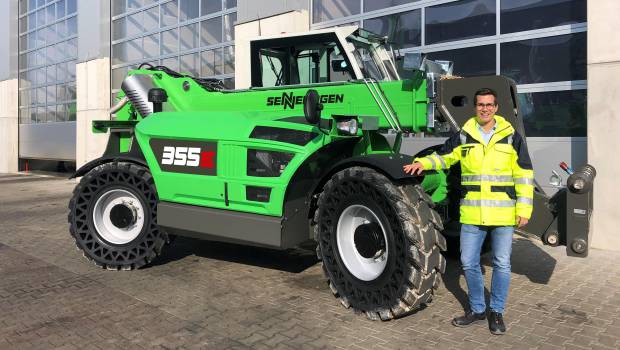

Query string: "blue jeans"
[[460, 224, 514, 314]]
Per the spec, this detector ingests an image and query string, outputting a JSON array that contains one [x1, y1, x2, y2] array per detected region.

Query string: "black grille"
[[246, 186, 272, 202], [247, 149, 294, 177], [250, 126, 317, 146]]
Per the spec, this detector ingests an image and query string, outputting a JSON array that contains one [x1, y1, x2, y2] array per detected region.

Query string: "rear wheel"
[[314, 167, 446, 320], [68, 162, 168, 270]]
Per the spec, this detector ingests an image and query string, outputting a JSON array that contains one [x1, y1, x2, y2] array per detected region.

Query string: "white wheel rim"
[[336, 204, 388, 281], [92, 189, 145, 245]]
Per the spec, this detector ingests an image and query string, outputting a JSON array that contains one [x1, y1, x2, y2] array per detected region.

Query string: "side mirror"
[[303, 89, 323, 125], [331, 59, 349, 73]]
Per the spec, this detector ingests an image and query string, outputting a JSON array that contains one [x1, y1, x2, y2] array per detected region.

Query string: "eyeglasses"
[[476, 103, 497, 109]]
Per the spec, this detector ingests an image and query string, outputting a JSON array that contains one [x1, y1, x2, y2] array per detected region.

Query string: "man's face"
[[475, 94, 498, 124]]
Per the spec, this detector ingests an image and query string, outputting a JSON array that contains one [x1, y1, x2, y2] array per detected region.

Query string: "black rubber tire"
[[314, 167, 447, 321], [68, 162, 168, 270]]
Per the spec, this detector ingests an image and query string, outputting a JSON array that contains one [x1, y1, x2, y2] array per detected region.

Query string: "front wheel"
[[314, 167, 446, 320], [68, 162, 169, 270]]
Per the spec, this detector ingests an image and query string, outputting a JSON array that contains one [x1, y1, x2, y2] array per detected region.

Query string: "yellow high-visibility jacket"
[[414, 115, 534, 226]]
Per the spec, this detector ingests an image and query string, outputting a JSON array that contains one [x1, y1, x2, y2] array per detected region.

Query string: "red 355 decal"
[[150, 139, 217, 175]]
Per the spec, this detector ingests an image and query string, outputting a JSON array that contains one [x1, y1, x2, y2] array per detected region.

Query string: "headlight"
[[335, 116, 359, 135]]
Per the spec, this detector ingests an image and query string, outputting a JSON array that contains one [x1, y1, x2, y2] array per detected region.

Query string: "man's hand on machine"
[[403, 162, 425, 175]]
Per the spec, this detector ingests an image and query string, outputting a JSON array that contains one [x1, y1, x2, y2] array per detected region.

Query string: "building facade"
[[1, 0, 619, 250]]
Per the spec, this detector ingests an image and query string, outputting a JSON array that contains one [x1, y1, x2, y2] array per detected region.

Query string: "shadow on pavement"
[[442, 236, 557, 311], [147, 236, 319, 273]]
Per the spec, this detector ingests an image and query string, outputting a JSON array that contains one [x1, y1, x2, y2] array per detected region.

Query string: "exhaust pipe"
[[121, 74, 157, 118]]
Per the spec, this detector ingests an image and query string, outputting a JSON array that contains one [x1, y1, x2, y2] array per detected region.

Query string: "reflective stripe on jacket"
[[414, 115, 534, 226]]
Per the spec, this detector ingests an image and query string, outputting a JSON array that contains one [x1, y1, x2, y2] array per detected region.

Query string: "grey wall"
[[0, 0, 18, 80], [237, 0, 309, 24], [77, 0, 111, 63]]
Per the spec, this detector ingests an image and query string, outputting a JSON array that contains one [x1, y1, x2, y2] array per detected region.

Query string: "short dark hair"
[[474, 88, 498, 105]]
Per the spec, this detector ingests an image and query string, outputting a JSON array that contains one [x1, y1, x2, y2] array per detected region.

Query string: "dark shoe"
[[488, 311, 506, 335], [452, 311, 486, 327]]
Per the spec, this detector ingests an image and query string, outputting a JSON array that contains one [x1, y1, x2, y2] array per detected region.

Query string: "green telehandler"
[[68, 26, 596, 320]]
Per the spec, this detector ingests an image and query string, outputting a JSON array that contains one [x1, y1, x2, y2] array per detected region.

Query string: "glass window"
[[180, 0, 199, 22], [37, 8, 46, 26], [46, 3, 55, 23], [36, 87, 46, 104], [56, 62, 67, 82], [180, 52, 199, 75], [364, 0, 414, 12], [19, 34, 28, 52], [57, 0, 65, 18], [363, 10, 421, 48], [56, 104, 67, 122], [144, 33, 159, 57], [36, 69, 45, 86], [200, 49, 215, 76], [112, 67, 129, 89], [225, 0, 236, 9], [127, 11, 144, 37], [180, 23, 199, 51], [66, 61, 76, 81], [313, 0, 360, 23], [57, 84, 66, 101], [501, 33, 586, 84], [144, 6, 159, 32], [161, 0, 179, 28], [260, 50, 285, 87], [46, 85, 56, 105], [213, 47, 223, 75], [128, 0, 142, 11], [19, 0, 27, 15], [28, 13, 36, 30], [223, 77, 235, 89], [67, 0, 76, 15], [113, 17, 127, 40], [519, 90, 586, 137], [224, 45, 234, 74], [67, 102, 76, 121], [56, 21, 67, 40], [425, 0, 495, 45], [501, 0, 586, 34], [67, 38, 77, 57], [423, 45, 496, 78], [19, 108, 30, 124], [112, 0, 127, 16], [20, 90, 31, 107], [19, 18, 28, 35], [35, 107, 44, 123], [66, 83, 76, 100], [67, 16, 77, 34], [200, 16, 222, 46], [201, 0, 221, 16], [162, 56, 179, 71], [46, 65, 56, 83], [224, 13, 236, 42], [161, 28, 179, 54], [127, 38, 145, 62]]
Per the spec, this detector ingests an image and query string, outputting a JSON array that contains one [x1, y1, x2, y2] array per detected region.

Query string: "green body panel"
[[119, 70, 429, 132], [106, 69, 443, 218], [135, 111, 334, 216]]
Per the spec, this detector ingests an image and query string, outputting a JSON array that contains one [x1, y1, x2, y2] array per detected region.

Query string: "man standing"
[[403, 88, 534, 335]]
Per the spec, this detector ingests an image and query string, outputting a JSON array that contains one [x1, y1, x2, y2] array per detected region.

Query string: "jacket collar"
[[462, 115, 514, 147]]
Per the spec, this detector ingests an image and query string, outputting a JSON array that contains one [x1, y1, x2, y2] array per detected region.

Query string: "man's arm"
[[511, 132, 535, 224], [404, 132, 463, 175]]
